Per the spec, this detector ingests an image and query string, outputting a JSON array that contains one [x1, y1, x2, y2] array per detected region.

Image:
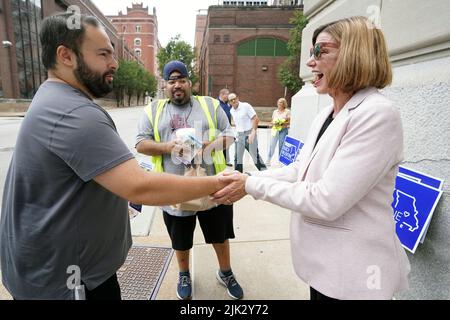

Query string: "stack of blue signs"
[[392, 166, 444, 253]]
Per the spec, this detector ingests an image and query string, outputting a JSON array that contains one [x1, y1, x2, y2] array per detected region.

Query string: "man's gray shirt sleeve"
[[49, 105, 134, 182], [136, 110, 155, 146]]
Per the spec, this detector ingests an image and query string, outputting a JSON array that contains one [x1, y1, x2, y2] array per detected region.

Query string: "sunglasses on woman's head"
[[309, 42, 339, 60]]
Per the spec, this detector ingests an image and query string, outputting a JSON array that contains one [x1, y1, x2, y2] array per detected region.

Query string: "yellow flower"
[[273, 118, 286, 131]]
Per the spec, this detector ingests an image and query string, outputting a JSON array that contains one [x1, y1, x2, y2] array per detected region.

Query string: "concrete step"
[[254, 106, 275, 123]]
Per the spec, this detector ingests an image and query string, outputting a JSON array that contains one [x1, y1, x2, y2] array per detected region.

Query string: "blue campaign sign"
[[392, 175, 443, 253], [397, 166, 444, 244], [399, 166, 443, 190], [279, 135, 304, 166]]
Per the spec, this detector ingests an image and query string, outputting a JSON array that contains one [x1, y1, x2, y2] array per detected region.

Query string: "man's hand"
[[164, 140, 178, 154], [196, 140, 212, 157], [202, 140, 212, 150], [171, 139, 193, 158], [248, 131, 256, 144], [211, 171, 248, 205]]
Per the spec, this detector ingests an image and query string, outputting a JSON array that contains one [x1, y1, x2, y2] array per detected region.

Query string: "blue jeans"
[[234, 130, 267, 173], [267, 128, 289, 162]]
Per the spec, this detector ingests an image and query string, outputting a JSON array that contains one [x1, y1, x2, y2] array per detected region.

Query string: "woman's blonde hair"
[[313, 16, 392, 93], [277, 98, 288, 108]]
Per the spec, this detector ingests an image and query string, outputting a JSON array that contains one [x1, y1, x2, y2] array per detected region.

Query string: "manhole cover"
[[117, 245, 173, 300]]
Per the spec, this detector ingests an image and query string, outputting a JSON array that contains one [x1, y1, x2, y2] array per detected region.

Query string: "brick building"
[[220, 1, 268, 5], [194, 11, 208, 94], [273, 0, 303, 5], [198, 6, 299, 109], [194, 11, 208, 64], [107, 3, 159, 78], [0, 0, 140, 100]]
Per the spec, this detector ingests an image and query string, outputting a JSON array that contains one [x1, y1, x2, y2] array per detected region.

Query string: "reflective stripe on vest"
[[144, 96, 226, 174], [144, 99, 167, 173]]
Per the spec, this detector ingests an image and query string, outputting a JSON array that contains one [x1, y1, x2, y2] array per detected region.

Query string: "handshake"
[[210, 170, 250, 205]]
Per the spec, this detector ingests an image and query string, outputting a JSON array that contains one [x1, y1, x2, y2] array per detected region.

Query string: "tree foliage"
[[113, 60, 157, 107], [278, 11, 308, 94], [157, 34, 198, 87]]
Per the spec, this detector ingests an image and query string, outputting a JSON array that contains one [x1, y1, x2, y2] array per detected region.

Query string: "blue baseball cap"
[[163, 60, 189, 80]]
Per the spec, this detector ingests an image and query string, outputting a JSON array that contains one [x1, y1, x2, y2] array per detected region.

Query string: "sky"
[[91, 0, 221, 47]]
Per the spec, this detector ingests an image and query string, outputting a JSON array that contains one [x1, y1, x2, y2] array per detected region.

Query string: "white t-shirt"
[[230, 101, 256, 132]]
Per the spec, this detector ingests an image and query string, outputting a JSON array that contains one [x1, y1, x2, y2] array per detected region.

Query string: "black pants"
[[310, 287, 338, 301], [163, 205, 235, 251], [84, 274, 121, 300]]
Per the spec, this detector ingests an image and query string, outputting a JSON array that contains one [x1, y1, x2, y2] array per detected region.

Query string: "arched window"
[[135, 48, 142, 57], [237, 38, 289, 57], [134, 38, 142, 46]]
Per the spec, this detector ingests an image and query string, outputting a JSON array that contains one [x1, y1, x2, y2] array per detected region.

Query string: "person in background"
[[267, 98, 291, 165], [228, 93, 267, 173], [218, 88, 233, 166], [213, 16, 410, 300], [135, 61, 243, 300], [0, 14, 230, 301]]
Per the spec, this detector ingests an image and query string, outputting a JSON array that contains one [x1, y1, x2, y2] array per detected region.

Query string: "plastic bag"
[[174, 128, 203, 165]]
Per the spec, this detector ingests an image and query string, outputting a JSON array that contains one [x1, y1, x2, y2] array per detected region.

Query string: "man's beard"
[[74, 54, 114, 98], [170, 89, 191, 106]]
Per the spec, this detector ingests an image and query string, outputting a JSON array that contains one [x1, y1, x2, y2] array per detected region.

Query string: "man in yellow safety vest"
[[135, 60, 243, 300]]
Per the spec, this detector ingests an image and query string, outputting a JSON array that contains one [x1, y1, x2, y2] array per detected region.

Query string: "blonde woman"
[[267, 98, 291, 164], [213, 16, 410, 300]]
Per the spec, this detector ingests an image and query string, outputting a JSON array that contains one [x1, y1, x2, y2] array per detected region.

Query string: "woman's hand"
[[211, 171, 248, 205]]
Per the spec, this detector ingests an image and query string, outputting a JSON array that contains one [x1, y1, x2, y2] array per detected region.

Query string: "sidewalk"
[[136, 196, 309, 300]]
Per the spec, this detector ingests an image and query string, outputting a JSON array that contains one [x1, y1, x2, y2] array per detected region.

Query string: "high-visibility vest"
[[144, 96, 227, 174]]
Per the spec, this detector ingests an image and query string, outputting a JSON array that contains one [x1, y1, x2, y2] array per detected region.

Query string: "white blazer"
[[246, 87, 410, 299]]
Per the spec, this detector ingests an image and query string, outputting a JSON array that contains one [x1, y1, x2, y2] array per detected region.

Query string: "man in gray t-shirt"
[[0, 81, 134, 300], [135, 60, 244, 300], [0, 15, 229, 300]]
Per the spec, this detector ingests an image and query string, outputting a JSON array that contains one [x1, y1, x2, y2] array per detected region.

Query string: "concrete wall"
[[290, 0, 450, 299]]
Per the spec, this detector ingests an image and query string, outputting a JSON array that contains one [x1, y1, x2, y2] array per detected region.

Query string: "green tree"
[[278, 11, 308, 94], [157, 34, 198, 87], [113, 59, 130, 107], [136, 68, 157, 105], [125, 61, 140, 107], [113, 60, 157, 107]]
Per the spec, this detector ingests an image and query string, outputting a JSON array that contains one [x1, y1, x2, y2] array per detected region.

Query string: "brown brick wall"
[[209, 7, 295, 27], [199, 7, 298, 108]]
